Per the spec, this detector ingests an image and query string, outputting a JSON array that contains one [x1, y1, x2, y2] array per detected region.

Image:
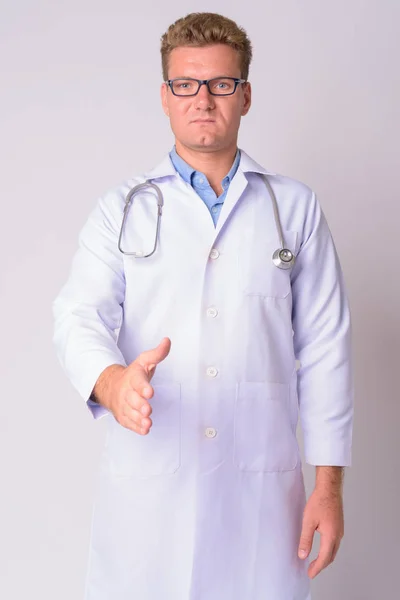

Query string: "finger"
[[127, 369, 154, 401], [121, 408, 153, 434], [308, 534, 335, 578], [123, 416, 145, 434], [125, 388, 153, 417], [125, 405, 152, 429], [138, 337, 172, 370], [331, 539, 341, 563], [298, 518, 316, 559]]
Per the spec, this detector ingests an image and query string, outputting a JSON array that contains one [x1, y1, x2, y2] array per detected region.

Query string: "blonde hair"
[[160, 12, 253, 81]]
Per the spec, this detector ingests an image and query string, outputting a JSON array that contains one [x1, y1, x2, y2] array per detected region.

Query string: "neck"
[[174, 140, 238, 189]]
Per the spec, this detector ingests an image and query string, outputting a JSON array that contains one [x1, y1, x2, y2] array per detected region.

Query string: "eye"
[[210, 78, 235, 93], [174, 79, 194, 89]]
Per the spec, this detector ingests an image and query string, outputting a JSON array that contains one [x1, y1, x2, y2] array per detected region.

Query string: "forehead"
[[168, 44, 241, 78]]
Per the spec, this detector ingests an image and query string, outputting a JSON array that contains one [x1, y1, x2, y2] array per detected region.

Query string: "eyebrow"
[[168, 75, 241, 80]]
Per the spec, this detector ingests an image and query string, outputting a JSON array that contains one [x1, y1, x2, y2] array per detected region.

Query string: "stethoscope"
[[118, 174, 296, 270]]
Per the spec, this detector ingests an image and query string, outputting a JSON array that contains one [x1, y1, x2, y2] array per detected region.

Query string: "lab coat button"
[[205, 427, 217, 438], [206, 366, 218, 377], [209, 248, 220, 259], [206, 307, 218, 318]]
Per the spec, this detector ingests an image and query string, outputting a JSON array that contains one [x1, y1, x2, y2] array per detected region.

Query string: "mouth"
[[191, 119, 216, 123]]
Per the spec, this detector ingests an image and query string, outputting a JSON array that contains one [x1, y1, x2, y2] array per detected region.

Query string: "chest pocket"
[[104, 383, 181, 479], [238, 229, 298, 299]]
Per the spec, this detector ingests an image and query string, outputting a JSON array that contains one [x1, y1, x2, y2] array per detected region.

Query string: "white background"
[[1, 1, 399, 598]]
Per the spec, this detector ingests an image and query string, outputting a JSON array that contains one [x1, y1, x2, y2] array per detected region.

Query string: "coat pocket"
[[233, 381, 299, 472], [105, 382, 181, 479], [238, 230, 297, 298]]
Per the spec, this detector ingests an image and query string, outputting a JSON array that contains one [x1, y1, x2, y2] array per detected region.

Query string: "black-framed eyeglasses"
[[165, 77, 247, 97]]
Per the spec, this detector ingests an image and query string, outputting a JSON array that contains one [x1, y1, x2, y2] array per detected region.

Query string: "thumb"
[[138, 337, 172, 372], [298, 519, 315, 559]]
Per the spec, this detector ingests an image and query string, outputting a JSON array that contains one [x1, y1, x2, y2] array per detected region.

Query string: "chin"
[[191, 136, 221, 149]]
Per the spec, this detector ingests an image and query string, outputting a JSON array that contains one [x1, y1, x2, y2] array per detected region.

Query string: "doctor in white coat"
[[52, 11, 354, 600]]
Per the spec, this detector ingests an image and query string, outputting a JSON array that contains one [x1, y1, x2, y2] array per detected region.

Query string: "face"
[[161, 44, 251, 153]]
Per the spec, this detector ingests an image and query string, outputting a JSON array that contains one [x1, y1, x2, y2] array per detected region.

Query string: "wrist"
[[92, 364, 125, 410], [315, 466, 344, 496]]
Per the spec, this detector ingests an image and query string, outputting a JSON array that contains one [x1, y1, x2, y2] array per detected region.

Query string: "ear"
[[161, 82, 170, 117], [241, 81, 252, 116]]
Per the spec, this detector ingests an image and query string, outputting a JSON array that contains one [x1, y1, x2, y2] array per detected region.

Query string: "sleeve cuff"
[[86, 398, 111, 420], [304, 438, 352, 467]]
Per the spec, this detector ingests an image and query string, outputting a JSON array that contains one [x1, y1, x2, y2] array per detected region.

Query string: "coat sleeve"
[[291, 190, 354, 466], [52, 191, 128, 420]]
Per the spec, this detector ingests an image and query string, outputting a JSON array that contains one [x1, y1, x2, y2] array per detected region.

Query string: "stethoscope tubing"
[[118, 174, 296, 269]]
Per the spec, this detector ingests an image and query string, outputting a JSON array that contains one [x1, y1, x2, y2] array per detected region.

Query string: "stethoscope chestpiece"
[[272, 248, 296, 270]]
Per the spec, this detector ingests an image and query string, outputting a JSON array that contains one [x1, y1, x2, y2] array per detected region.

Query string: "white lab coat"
[[52, 149, 354, 600]]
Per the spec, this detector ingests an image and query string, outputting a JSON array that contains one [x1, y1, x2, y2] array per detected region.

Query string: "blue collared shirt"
[[169, 145, 241, 227]]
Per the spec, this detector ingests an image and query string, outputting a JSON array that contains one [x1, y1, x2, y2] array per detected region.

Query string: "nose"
[[194, 82, 215, 109]]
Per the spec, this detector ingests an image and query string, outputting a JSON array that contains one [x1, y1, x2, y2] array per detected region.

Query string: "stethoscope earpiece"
[[272, 248, 296, 270]]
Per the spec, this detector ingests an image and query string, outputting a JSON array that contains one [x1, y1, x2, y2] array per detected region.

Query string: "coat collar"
[[142, 147, 276, 181]]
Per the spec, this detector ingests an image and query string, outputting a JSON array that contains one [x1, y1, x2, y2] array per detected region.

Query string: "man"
[[52, 12, 354, 600]]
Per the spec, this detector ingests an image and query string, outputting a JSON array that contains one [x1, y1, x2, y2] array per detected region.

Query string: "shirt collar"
[[142, 147, 276, 181], [168, 145, 241, 186]]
